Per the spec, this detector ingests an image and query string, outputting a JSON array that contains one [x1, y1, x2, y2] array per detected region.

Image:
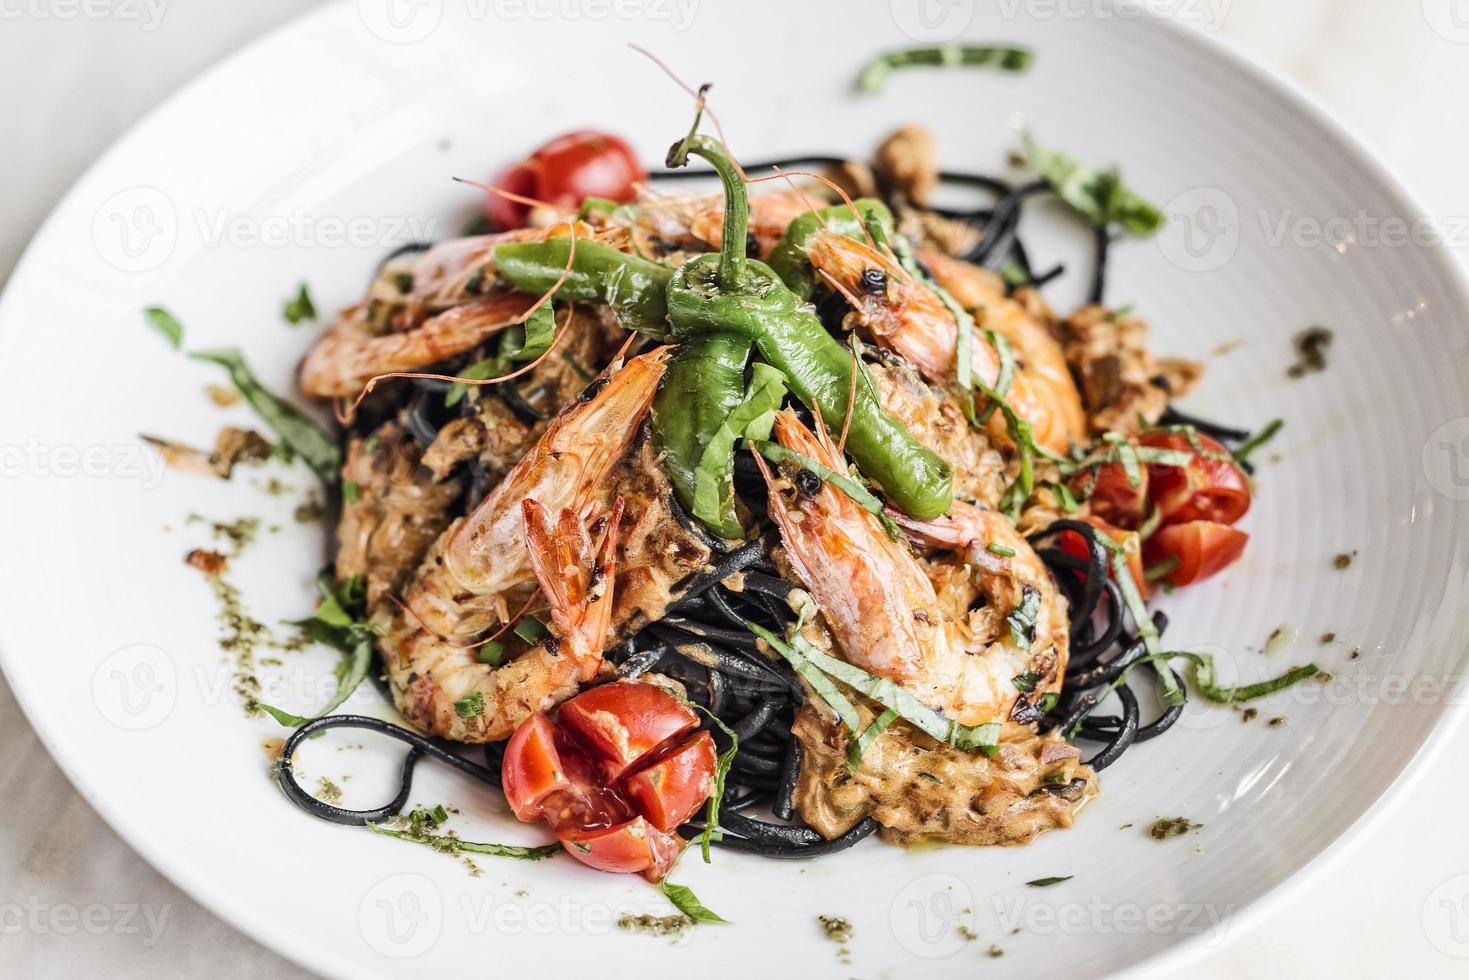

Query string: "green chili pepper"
[[766, 198, 894, 300], [492, 238, 673, 337], [659, 129, 951, 520], [652, 332, 752, 537]]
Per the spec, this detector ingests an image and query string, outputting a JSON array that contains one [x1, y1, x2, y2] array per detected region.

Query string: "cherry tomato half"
[[1144, 520, 1249, 587], [501, 681, 715, 881], [1139, 431, 1251, 527], [1071, 454, 1149, 529], [557, 681, 698, 780], [486, 130, 644, 230], [1058, 516, 1148, 600], [557, 816, 685, 879]]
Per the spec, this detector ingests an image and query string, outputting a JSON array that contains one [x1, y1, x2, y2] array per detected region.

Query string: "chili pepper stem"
[[665, 114, 749, 289]]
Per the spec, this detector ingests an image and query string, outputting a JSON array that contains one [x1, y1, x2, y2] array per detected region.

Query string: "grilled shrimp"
[[756, 409, 1060, 727], [385, 497, 624, 742], [691, 190, 814, 257], [299, 224, 602, 399], [636, 189, 814, 258], [891, 500, 1070, 708], [804, 229, 1085, 454], [917, 248, 1087, 445], [300, 291, 539, 399], [405, 346, 669, 643]]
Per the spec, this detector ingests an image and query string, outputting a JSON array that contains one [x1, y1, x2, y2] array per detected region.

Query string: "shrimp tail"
[[523, 495, 626, 676]]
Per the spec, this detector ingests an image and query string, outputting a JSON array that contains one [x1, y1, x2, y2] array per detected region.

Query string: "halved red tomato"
[[556, 816, 684, 879], [486, 130, 645, 229], [1071, 456, 1148, 529], [1144, 520, 1248, 587], [624, 731, 717, 832], [557, 681, 698, 780], [500, 712, 569, 822], [501, 681, 715, 881], [1139, 431, 1251, 526], [1058, 516, 1148, 599]]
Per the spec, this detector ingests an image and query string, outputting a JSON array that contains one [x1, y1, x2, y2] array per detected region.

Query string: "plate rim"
[[2, 4, 1467, 977]]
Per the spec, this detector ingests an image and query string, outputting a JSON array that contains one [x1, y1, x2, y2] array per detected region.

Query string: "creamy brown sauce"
[[792, 703, 1096, 846]]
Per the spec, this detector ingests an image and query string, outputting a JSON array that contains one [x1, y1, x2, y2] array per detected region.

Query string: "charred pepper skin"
[[666, 253, 953, 521], [766, 198, 894, 300], [651, 332, 751, 538], [656, 129, 951, 523], [492, 238, 673, 337]]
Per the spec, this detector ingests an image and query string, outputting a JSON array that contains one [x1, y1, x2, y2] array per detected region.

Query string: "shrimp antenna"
[[748, 168, 880, 250], [336, 218, 581, 422], [451, 176, 559, 215], [629, 43, 732, 148]]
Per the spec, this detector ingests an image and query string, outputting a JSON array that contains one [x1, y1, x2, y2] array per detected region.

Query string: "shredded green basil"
[[445, 303, 558, 406], [1022, 134, 1163, 236], [144, 306, 183, 349], [846, 707, 900, 770], [454, 691, 484, 719], [1005, 587, 1041, 651], [691, 363, 787, 533], [191, 348, 341, 486], [857, 44, 1033, 94], [660, 880, 728, 924], [754, 621, 1000, 755], [1233, 418, 1284, 466], [752, 441, 904, 541], [366, 822, 561, 860], [282, 283, 317, 325], [260, 574, 377, 726]]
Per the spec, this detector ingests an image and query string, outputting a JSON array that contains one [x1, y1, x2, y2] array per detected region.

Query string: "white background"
[[2, 1, 1468, 976]]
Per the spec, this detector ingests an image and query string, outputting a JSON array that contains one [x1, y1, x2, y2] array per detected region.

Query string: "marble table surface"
[[2, 1, 1467, 975]]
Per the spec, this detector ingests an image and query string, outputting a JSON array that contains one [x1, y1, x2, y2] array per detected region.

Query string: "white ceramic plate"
[[4, 2, 1468, 977]]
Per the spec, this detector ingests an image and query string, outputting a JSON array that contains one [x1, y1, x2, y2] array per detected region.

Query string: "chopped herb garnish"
[[1006, 586, 1041, 651], [856, 44, 1032, 93], [660, 879, 728, 925], [752, 440, 904, 541], [454, 691, 484, 718], [445, 304, 558, 407], [1022, 134, 1163, 236], [259, 574, 378, 726], [847, 707, 900, 770], [1025, 876, 1073, 887], [477, 640, 505, 666], [1233, 418, 1283, 466], [191, 348, 341, 486], [512, 617, 548, 645], [1000, 261, 1030, 288], [342, 481, 359, 504], [691, 363, 787, 534], [282, 283, 317, 324], [987, 543, 1017, 558], [1143, 555, 1179, 582], [1011, 670, 1041, 693], [367, 821, 560, 860], [144, 306, 184, 349], [753, 621, 1000, 754]]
